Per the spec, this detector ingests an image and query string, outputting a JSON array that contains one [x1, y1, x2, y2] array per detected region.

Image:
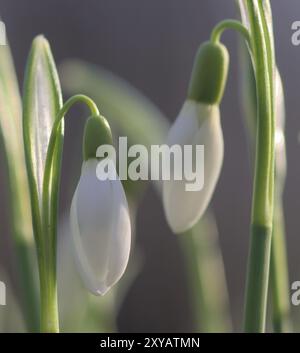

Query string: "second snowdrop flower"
[[163, 41, 229, 233]]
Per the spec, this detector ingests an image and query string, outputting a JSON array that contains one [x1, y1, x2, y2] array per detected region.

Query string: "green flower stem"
[[270, 195, 291, 332], [251, 1, 291, 332], [243, 0, 275, 332], [244, 225, 272, 332], [39, 271, 58, 332], [43, 94, 99, 199], [208, 5, 275, 332], [210, 19, 251, 49], [39, 95, 99, 332], [238, 36, 291, 332], [209, 12, 274, 331]]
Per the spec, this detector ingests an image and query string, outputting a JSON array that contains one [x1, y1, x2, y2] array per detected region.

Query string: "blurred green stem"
[[0, 44, 39, 332], [181, 214, 231, 332], [6, 158, 39, 332], [270, 194, 291, 332]]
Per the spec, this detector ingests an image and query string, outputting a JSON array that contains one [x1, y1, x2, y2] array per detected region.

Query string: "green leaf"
[[23, 36, 63, 332], [23, 35, 63, 216], [0, 41, 39, 331], [0, 41, 32, 240]]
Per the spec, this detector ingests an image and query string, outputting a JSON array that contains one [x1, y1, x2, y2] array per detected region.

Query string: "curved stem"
[[211, 19, 252, 49], [43, 94, 99, 202], [243, 0, 275, 332], [39, 94, 99, 332]]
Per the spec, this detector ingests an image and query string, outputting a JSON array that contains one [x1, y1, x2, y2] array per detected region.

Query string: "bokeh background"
[[0, 0, 300, 332]]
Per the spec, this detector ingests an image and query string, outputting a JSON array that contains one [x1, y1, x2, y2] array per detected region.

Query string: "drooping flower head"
[[70, 115, 131, 295], [163, 41, 229, 233]]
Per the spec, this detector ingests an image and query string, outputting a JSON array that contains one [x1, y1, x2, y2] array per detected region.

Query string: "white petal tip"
[[90, 284, 112, 297], [166, 212, 201, 234]]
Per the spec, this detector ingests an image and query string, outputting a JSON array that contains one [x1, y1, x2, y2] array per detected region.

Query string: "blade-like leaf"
[[23, 35, 63, 212], [0, 42, 32, 238], [22, 35, 63, 332], [0, 40, 39, 331]]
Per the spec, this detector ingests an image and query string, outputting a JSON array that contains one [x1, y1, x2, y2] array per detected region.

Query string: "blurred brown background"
[[0, 0, 300, 332]]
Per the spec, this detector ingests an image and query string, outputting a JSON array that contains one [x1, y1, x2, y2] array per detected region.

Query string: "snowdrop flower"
[[163, 101, 224, 233], [70, 115, 131, 295], [163, 42, 229, 233]]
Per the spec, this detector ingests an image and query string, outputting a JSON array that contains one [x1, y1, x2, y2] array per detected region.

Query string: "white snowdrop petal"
[[106, 178, 131, 286], [70, 159, 131, 295], [167, 101, 200, 146], [163, 102, 223, 233]]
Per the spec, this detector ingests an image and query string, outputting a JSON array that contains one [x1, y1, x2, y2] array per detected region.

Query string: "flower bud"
[[83, 115, 112, 160], [163, 101, 224, 233], [188, 41, 229, 105]]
